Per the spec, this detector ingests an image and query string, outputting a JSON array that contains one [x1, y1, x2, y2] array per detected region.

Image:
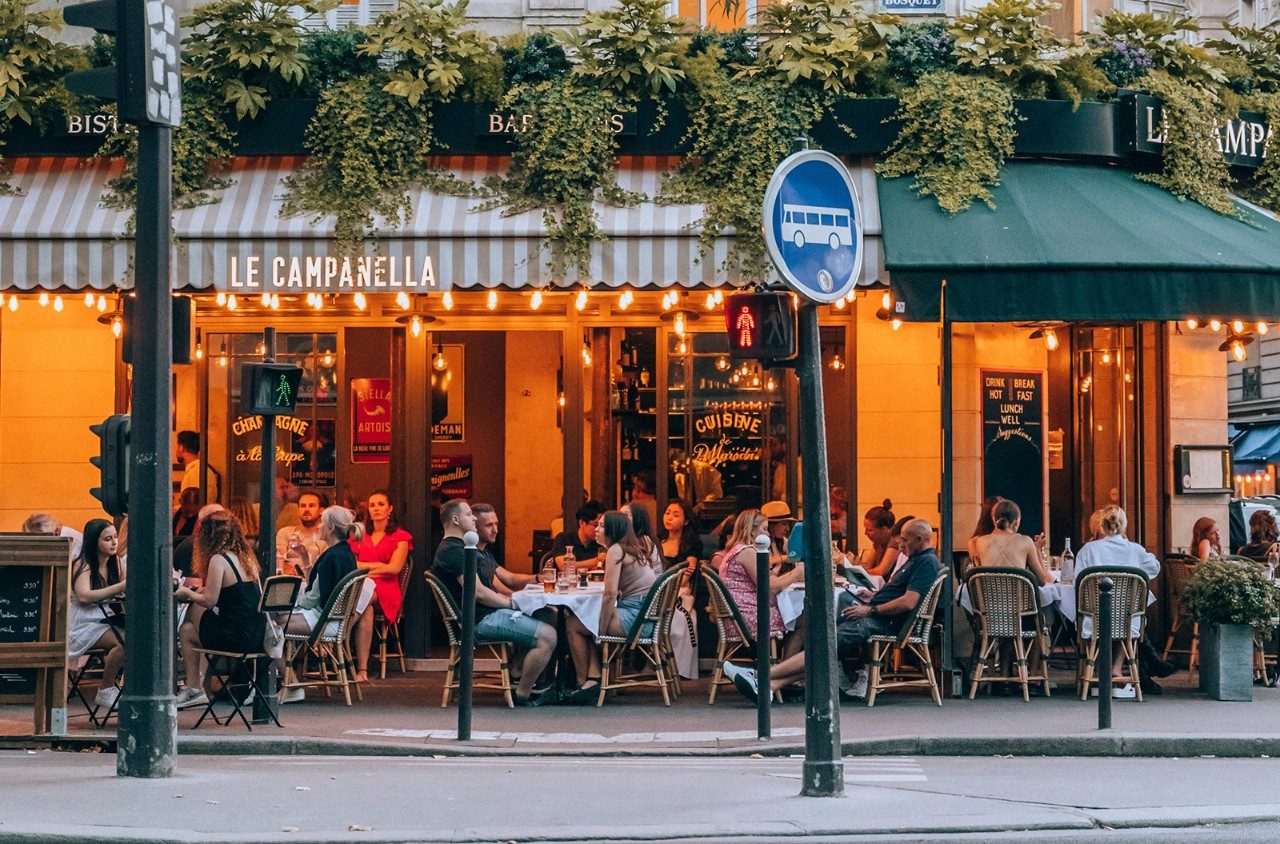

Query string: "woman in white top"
[[1075, 506, 1160, 581], [67, 519, 127, 711], [970, 500, 1052, 586]]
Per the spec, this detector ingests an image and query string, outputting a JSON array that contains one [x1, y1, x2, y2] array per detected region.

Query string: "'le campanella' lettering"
[[227, 255, 437, 291]]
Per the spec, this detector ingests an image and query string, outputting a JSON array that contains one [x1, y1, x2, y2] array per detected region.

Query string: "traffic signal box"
[[89, 414, 131, 517], [240, 363, 304, 416], [724, 292, 798, 362], [63, 0, 181, 127]]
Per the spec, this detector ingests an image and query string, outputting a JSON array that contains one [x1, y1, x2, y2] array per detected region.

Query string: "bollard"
[[458, 530, 479, 741], [754, 533, 772, 740], [1097, 577, 1113, 730]]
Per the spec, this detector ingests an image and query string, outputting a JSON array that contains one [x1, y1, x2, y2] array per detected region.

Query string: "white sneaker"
[[841, 670, 869, 701], [279, 687, 306, 705], [721, 661, 756, 684], [94, 685, 120, 709], [1112, 683, 1137, 699], [174, 687, 209, 710]]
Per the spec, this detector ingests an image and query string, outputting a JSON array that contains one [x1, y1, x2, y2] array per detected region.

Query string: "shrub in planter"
[[1185, 558, 1280, 701]]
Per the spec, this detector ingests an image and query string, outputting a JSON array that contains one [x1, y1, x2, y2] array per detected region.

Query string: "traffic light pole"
[[254, 328, 279, 724], [117, 121, 177, 778]]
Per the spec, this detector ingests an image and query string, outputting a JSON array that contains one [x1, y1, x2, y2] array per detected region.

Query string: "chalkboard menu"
[[981, 370, 1046, 539], [0, 566, 43, 697]]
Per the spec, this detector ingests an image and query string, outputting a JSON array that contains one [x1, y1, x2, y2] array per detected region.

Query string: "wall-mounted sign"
[[877, 0, 943, 12], [1131, 94, 1271, 169], [230, 412, 335, 487], [294, 419, 336, 488], [981, 370, 1045, 539], [479, 108, 634, 136], [351, 378, 392, 464], [691, 408, 763, 472], [221, 254, 438, 292], [431, 344, 465, 443], [63, 112, 120, 135], [1176, 444, 1233, 494], [431, 454, 473, 498]]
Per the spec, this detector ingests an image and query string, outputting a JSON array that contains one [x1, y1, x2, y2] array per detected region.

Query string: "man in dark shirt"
[[432, 498, 556, 706], [549, 501, 605, 569], [723, 519, 942, 703]]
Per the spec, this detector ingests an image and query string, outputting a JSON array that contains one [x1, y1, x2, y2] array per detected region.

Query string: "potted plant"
[[1184, 558, 1280, 701]]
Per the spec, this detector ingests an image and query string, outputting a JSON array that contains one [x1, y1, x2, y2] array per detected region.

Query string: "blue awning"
[[1233, 426, 1280, 464]]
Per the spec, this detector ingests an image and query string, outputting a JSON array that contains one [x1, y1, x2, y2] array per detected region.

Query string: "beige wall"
[[1167, 325, 1230, 551], [0, 300, 115, 531], [503, 331, 563, 573]]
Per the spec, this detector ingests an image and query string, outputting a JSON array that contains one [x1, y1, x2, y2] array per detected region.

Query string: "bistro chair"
[[702, 568, 778, 704], [865, 571, 948, 707], [1075, 567, 1148, 701], [660, 561, 701, 700], [424, 571, 514, 708], [965, 567, 1051, 701], [192, 574, 303, 730], [67, 647, 112, 726], [594, 567, 682, 707], [372, 555, 414, 679], [1162, 555, 1199, 670], [283, 571, 366, 707]]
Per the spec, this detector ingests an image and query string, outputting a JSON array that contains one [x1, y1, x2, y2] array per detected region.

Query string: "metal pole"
[[458, 530, 479, 741], [116, 121, 176, 779], [754, 533, 772, 740], [252, 328, 278, 724], [939, 281, 956, 694], [796, 301, 844, 797], [1097, 578, 1114, 729]]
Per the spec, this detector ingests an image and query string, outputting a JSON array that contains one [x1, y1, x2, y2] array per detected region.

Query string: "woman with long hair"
[[622, 501, 662, 576], [351, 490, 413, 683], [659, 499, 701, 574], [860, 499, 897, 577], [67, 519, 127, 711], [1238, 509, 1280, 560], [1191, 516, 1222, 561], [718, 509, 803, 648], [562, 511, 658, 703], [228, 497, 259, 542], [970, 499, 1051, 585], [173, 511, 265, 710], [966, 496, 1001, 569]]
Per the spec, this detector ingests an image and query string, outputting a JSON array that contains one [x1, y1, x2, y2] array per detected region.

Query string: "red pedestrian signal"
[[724, 292, 797, 362]]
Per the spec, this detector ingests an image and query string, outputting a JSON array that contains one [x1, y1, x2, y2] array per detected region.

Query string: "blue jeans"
[[616, 595, 647, 635]]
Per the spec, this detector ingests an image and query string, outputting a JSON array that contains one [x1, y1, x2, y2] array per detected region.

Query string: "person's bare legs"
[[565, 615, 596, 684], [92, 630, 124, 687], [767, 650, 807, 692], [515, 623, 557, 700], [353, 604, 375, 682], [178, 606, 204, 690]]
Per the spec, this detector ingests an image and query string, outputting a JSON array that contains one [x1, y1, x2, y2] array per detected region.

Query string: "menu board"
[[981, 370, 1046, 539], [0, 566, 42, 697]]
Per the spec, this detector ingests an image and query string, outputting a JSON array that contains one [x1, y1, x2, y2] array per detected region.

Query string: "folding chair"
[[966, 567, 1052, 701], [1075, 567, 1148, 701], [67, 647, 108, 723], [595, 567, 682, 707], [373, 555, 414, 679], [866, 571, 948, 706], [284, 571, 368, 706], [192, 574, 303, 730], [702, 568, 772, 704], [424, 571, 514, 708]]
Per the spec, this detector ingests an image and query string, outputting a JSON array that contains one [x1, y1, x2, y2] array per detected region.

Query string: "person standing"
[[275, 491, 328, 579], [176, 430, 221, 501], [351, 490, 412, 683]]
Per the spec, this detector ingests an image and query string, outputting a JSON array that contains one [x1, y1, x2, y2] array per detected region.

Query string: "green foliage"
[[563, 0, 687, 98], [950, 0, 1062, 98], [480, 79, 640, 280], [1184, 558, 1280, 631], [664, 47, 824, 278], [1051, 47, 1115, 107], [878, 71, 1017, 212], [1238, 92, 1280, 215], [183, 0, 336, 120], [1136, 71, 1237, 217], [300, 27, 380, 94], [1095, 11, 1225, 90], [745, 0, 900, 96], [361, 0, 495, 106], [1208, 23, 1280, 95], [283, 76, 437, 249], [686, 29, 757, 69], [499, 33, 571, 88], [886, 22, 956, 88], [0, 0, 82, 177]]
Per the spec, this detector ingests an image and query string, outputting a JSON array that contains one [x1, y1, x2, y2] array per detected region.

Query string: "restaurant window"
[[1243, 365, 1262, 402]]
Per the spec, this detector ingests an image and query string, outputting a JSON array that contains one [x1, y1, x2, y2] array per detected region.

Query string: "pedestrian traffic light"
[[89, 414, 131, 517], [241, 363, 304, 416], [63, 0, 181, 127], [725, 292, 797, 362]]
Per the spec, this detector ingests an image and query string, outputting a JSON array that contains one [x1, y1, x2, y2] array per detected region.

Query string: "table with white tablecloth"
[[776, 586, 846, 632], [511, 584, 605, 635]]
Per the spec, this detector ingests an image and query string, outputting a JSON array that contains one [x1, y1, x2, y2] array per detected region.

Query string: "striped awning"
[[0, 156, 885, 293]]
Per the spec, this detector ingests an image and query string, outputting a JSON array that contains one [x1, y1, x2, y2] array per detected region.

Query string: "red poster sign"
[[351, 378, 392, 463]]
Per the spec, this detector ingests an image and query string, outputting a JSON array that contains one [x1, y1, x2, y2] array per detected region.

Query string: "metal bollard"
[[1097, 577, 1113, 730], [754, 533, 772, 740], [458, 530, 479, 741]]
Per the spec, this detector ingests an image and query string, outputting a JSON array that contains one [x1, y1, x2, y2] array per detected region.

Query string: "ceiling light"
[[410, 315, 422, 338], [487, 290, 498, 310], [433, 343, 448, 371], [442, 291, 454, 311], [396, 291, 410, 310]]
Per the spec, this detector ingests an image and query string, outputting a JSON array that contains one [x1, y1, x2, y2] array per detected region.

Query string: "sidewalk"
[[6, 667, 1280, 758]]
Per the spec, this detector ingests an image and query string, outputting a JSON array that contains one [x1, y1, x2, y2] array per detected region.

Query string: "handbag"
[[263, 615, 285, 659]]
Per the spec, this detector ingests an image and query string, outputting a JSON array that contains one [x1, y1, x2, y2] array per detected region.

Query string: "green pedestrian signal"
[[240, 363, 303, 415]]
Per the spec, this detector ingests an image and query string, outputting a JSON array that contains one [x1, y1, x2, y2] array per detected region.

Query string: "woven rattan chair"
[[866, 571, 949, 707], [966, 567, 1051, 701], [595, 567, 682, 707], [372, 555, 414, 679], [1075, 567, 1148, 701], [283, 570, 367, 706], [702, 568, 780, 703], [1162, 556, 1199, 670], [424, 571, 514, 708]]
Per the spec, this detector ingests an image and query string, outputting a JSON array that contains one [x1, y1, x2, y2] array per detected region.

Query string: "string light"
[[227, 294, 238, 311], [97, 295, 107, 312], [217, 339, 228, 367], [715, 355, 730, 372], [1258, 322, 1270, 335], [581, 343, 593, 366], [576, 290, 588, 312], [410, 315, 422, 338], [7, 295, 17, 312], [834, 297, 847, 310], [676, 338, 688, 355], [0, 293, 6, 308], [530, 289, 543, 310], [891, 318, 902, 331], [1045, 328, 1058, 351], [881, 291, 891, 310], [270, 294, 281, 310], [487, 290, 499, 310], [433, 343, 448, 371], [661, 292, 673, 311], [442, 290, 454, 311], [1232, 320, 1245, 334], [713, 289, 723, 305], [38, 292, 49, 307], [194, 330, 204, 361], [1186, 318, 1199, 330], [1209, 318, 1222, 332], [829, 353, 845, 371], [353, 291, 367, 310], [260, 292, 271, 307], [396, 291, 411, 310], [53, 295, 63, 312], [312, 294, 324, 311], [216, 291, 227, 306], [618, 290, 633, 310], [84, 292, 96, 307]]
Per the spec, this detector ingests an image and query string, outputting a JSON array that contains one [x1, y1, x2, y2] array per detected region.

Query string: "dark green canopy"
[[879, 162, 1280, 322]]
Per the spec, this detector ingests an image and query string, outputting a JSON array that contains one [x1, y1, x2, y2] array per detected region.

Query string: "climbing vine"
[[1137, 71, 1238, 218]]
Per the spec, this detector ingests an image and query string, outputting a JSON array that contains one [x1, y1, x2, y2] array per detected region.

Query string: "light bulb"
[[410, 315, 422, 338], [557, 392, 566, 408], [835, 298, 847, 310], [705, 293, 716, 311], [353, 292, 367, 310], [260, 292, 271, 307], [881, 292, 891, 310], [393, 291, 409, 310], [255, 341, 265, 356], [530, 290, 543, 310], [216, 291, 227, 306], [38, 292, 49, 307], [582, 344, 592, 366], [891, 318, 902, 331], [7, 296, 17, 312], [576, 290, 588, 312], [227, 294, 237, 311], [53, 295, 63, 312], [1102, 351, 1111, 364], [1232, 339, 1247, 362], [618, 291, 633, 310], [97, 295, 107, 312], [1044, 328, 1058, 351], [715, 355, 730, 372], [111, 316, 122, 338], [751, 374, 761, 387], [442, 291, 454, 311], [766, 377, 776, 391], [674, 312, 686, 338], [676, 338, 688, 355], [1209, 319, 1222, 332], [270, 294, 281, 310], [829, 353, 844, 371], [1232, 320, 1245, 333], [713, 289, 723, 305], [433, 344, 448, 371], [1186, 318, 1198, 330], [661, 292, 672, 311], [312, 294, 323, 310], [487, 290, 498, 311], [1258, 322, 1270, 335], [195, 343, 204, 361], [84, 292, 96, 307]]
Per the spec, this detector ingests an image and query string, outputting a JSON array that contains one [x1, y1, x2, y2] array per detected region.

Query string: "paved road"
[[1, 752, 1279, 842]]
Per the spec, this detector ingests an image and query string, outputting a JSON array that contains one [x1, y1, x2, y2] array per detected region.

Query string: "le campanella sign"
[[219, 254, 439, 293]]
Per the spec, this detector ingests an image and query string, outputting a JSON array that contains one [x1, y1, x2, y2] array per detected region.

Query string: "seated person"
[[723, 518, 940, 702], [719, 509, 803, 656], [970, 499, 1051, 586], [67, 519, 127, 711], [1237, 509, 1280, 561], [550, 501, 606, 570], [432, 499, 556, 707]]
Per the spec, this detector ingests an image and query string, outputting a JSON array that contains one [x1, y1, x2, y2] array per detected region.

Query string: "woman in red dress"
[[351, 490, 412, 683]]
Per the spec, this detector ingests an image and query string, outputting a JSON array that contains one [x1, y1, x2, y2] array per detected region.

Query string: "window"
[[835, 215, 849, 228], [296, 0, 397, 30], [1244, 365, 1262, 402], [806, 213, 819, 225], [820, 214, 834, 226]]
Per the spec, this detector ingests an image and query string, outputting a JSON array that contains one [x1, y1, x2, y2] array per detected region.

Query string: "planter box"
[[1199, 622, 1254, 702]]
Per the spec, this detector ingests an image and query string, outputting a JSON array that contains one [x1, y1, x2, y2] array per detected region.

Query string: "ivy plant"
[[360, 0, 498, 106], [300, 26, 380, 95], [744, 0, 900, 96], [878, 71, 1017, 212], [1136, 71, 1237, 218], [1095, 11, 1225, 91], [499, 32, 572, 88]]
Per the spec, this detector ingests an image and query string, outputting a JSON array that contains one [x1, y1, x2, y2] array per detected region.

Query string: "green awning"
[[879, 162, 1280, 322]]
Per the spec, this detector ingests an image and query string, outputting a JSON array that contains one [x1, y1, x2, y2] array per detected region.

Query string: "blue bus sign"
[[762, 149, 864, 304]]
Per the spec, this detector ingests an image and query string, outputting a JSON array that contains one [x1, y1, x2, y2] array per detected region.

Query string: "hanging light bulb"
[[891, 318, 902, 331], [1209, 318, 1222, 332], [353, 291, 367, 310], [194, 330, 204, 361], [676, 338, 688, 355], [1258, 322, 1270, 336], [618, 291, 633, 310], [97, 295, 107, 312], [1102, 350, 1112, 364], [487, 290, 499, 311], [834, 297, 847, 310], [84, 292, 96, 307], [674, 312, 686, 338], [829, 352, 845, 371], [7, 296, 17, 312], [713, 289, 723, 305], [227, 294, 238, 311], [216, 291, 227, 306], [715, 355, 730, 372], [255, 341, 265, 356], [321, 349, 334, 367], [433, 343, 448, 371], [270, 294, 281, 310], [442, 291, 454, 311], [260, 292, 272, 307], [661, 292, 673, 311], [1044, 328, 1059, 351], [1186, 318, 1199, 330], [1232, 320, 1245, 334], [576, 289, 588, 312], [530, 289, 543, 310], [410, 315, 422, 338], [1232, 338, 1248, 362], [111, 315, 123, 338], [217, 339, 228, 367], [557, 392, 566, 408], [765, 376, 777, 391], [705, 292, 716, 311], [581, 343, 593, 366], [751, 372, 761, 388], [881, 291, 891, 310], [53, 295, 63, 312], [312, 294, 324, 311], [395, 291, 410, 310], [38, 292, 49, 307]]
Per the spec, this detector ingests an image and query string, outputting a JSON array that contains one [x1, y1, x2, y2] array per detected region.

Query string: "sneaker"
[[1112, 683, 1137, 700], [840, 669, 868, 701], [721, 661, 756, 685], [94, 685, 120, 709], [174, 687, 209, 710], [279, 687, 306, 705], [731, 671, 759, 703]]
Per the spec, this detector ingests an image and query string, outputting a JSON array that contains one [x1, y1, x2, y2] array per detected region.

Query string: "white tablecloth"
[[776, 587, 844, 632], [511, 584, 605, 636]]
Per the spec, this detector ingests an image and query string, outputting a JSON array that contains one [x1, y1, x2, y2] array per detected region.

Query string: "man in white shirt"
[[176, 430, 221, 501], [275, 491, 327, 577]]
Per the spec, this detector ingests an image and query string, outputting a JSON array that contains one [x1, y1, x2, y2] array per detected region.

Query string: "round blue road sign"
[[762, 149, 863, 304]]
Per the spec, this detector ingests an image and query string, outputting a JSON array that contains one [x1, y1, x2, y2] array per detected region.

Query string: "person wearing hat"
[[761, 500, 795, 568]]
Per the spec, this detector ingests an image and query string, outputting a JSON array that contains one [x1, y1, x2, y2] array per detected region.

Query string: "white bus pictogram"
[[781, 203, 853, 250]]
